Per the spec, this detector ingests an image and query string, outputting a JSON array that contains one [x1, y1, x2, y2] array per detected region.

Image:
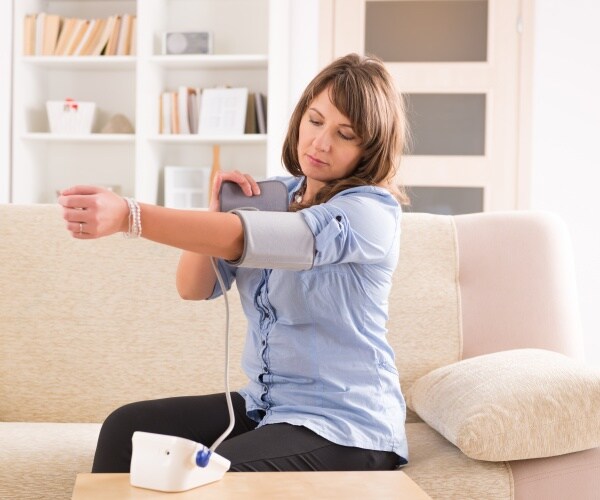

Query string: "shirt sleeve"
[[206, 258, 238, 300], [300, 188, 401, 267]]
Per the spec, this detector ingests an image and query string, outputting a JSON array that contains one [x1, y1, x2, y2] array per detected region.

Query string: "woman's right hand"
[[58, 185, 129, 239], [208, 170, 261, 212]]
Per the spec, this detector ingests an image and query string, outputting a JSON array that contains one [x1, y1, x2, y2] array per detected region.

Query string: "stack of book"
[[159, 87, 267, 136], [23, 12, 137, 56], [160, 87, 202, 135]]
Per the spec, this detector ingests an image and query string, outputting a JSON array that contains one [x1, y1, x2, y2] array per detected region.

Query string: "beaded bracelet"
[[123, 197, 142, 238]]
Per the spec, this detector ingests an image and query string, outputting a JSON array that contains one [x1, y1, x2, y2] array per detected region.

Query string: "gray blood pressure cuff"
[[228, 210, 315, 270]]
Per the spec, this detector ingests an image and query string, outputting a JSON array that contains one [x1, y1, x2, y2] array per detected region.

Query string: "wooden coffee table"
[[73, 471, 432, 499]]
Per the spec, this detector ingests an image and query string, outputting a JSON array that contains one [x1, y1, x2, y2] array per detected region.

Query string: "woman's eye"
[[309, 118, 321, 126], [338, 131, 355, 141]]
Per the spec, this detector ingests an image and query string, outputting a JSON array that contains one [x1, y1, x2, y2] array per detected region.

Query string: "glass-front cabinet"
[[334, 0, 522, 215]]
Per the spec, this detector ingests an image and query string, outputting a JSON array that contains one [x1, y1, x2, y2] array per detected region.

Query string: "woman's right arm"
[[175, 170, 261, 301]]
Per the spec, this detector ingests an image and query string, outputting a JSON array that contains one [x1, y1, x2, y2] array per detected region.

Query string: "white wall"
[[530, 0, 600, 366]]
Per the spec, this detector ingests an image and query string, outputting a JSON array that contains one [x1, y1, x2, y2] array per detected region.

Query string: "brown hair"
[[282, 53, 409, 210]]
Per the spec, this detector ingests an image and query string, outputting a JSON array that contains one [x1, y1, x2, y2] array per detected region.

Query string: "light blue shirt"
[[210, 176, 408, 461]]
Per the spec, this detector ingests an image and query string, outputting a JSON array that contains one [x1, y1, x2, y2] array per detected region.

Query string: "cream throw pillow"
[[405, 349, 600, 461]]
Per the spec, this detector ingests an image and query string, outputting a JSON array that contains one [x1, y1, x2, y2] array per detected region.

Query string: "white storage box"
[[46, 99, 96, 135], [164, 166, 211, 209]]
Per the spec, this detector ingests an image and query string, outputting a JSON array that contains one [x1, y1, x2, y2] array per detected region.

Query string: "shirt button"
[[262, 387, 268, 393], [262, 340, 266, 346]]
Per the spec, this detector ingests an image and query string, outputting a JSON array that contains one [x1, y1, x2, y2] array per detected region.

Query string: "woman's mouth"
[[307, 154, 327, 167]]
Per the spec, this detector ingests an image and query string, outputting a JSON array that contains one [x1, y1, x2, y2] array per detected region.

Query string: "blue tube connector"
[[195, 447, 212, 468]]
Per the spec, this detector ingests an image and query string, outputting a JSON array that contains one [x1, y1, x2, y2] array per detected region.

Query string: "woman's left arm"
[[300, 190, 400, 267], [58, 185, 244, 261]]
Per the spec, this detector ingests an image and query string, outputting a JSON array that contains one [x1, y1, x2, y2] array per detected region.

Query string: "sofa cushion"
[[389, 214, 462, 422], [404, 422, 512, 499], [406, 349, 600, 461], [0, 205, 249, 423], [0, 422, 101, 500]]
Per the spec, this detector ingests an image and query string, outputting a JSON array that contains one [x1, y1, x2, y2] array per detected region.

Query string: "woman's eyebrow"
[[308, 107, 324, 118], [308, 107, 354, 129]]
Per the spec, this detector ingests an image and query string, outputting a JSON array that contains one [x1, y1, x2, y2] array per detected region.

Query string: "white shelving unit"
[[0, 2, 13, 204], [10, 0, 285, 205]]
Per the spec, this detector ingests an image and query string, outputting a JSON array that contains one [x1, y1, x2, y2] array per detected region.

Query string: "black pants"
[[92, 392, 402, 472]]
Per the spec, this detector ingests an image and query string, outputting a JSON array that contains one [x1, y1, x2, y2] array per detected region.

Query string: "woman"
[[59, 53, 410, 472]]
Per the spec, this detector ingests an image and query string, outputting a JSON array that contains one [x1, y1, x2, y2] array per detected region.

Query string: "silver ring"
[[79, 222, 84, 234]]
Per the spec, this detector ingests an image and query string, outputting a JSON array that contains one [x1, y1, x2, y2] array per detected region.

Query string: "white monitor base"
[[130, 431, 231, 492]]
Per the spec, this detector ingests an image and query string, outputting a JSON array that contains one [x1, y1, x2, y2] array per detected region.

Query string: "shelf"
[[147, 134, 267, 145], [20, 56, 136, 71], [20, 55, 269, 72], [21, 133, 135, 143], [9, 0, 277, 205], [147, 54, 268, 70]]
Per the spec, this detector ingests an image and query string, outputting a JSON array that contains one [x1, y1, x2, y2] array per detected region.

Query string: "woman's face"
[[297, 88, 363, 194]]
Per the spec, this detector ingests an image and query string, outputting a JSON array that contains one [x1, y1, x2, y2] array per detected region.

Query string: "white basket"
[[46, 100, 96, 135]]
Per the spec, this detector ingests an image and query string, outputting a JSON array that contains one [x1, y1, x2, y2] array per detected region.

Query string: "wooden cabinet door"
[[333, 0, 522, 214]]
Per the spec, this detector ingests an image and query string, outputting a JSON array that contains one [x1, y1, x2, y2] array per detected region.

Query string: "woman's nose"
[[313, 130, 331, 153]]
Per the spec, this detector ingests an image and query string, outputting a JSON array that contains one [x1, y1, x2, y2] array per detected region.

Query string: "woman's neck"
[[302, 178, 325, 204]]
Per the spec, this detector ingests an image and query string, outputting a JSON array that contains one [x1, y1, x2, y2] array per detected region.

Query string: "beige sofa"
[[1, 204, 599, 499]]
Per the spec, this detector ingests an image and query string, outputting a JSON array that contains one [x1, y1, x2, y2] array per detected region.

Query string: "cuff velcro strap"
[[228, 210, 315, 270]]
